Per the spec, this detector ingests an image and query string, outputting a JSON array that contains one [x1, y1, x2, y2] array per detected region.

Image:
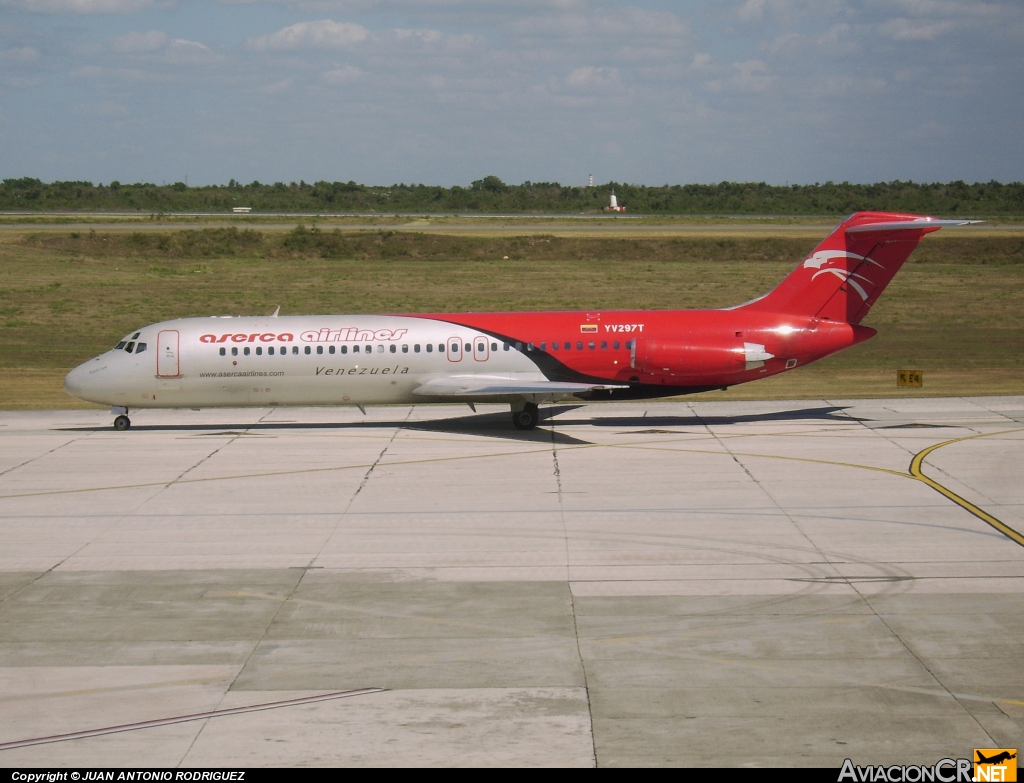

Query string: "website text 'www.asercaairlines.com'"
[[198, 371, 285, 378]]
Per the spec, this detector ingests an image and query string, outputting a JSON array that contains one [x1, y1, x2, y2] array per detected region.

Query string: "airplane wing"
[[412, 376, 628, 398]]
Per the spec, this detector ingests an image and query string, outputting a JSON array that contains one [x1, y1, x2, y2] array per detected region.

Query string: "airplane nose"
[[64, 364, 88, 400], [64, 359, 112, 404]]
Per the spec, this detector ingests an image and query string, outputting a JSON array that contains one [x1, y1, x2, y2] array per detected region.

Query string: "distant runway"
[[0, 218, 837, 237], [3, 212, 1020, 238], [0, 398, 1021, 766]]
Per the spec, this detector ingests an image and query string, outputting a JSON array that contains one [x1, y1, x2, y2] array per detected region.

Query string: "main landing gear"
[[511, 402, 539, 431], [112, 407, 131, 431]]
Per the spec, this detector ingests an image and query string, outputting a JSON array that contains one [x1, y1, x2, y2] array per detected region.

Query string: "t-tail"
[[740, 212, 980, 324]]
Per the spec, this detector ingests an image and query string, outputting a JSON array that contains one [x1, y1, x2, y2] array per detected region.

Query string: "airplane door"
[[447, 336, 463, 362], [473, 336, 489, 362], [157, 330, 180, 377]]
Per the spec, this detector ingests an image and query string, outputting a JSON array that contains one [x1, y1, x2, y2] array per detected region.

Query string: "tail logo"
[[803, 250, 884, 270], [802, 250, 883, 302]]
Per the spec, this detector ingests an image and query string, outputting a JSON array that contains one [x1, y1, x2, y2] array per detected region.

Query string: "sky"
[[1, 0, 1022, 187]]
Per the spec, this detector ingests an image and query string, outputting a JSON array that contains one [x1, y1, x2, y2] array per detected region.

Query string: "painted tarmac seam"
[[178, 567, 328, 763], [0, 432, 93, 479], [549, 422, 599, 768], [0, 444, 557, 500], [0, 688, 386, 752]]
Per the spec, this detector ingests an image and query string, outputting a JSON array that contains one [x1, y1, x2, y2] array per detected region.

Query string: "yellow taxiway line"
[[909, 430, 1024, 548]]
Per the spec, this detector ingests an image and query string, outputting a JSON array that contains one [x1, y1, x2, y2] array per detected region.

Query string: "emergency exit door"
[[157, 330, 180, 377], [447, 336, 463, 362]]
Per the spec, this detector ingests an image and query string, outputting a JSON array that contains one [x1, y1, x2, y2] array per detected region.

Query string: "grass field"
[[1, 226, 1021, 409]]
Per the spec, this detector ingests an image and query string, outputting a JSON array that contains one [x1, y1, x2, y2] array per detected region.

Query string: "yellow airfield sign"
[[898, 370, 923, 387]]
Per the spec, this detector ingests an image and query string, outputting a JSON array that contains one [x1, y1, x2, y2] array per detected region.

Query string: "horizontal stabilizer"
[[846, 219, 982, 233], [413, 376, 627, 398]]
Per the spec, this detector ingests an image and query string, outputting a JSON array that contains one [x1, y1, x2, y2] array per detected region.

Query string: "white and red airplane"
[[64, 212, 976, 431]]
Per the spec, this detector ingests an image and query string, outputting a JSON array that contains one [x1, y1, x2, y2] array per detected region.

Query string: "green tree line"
[[2, 176, 1022, 215]]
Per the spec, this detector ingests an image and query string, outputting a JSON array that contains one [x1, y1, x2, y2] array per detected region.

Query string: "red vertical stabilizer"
[[740, 212, 970, 324]]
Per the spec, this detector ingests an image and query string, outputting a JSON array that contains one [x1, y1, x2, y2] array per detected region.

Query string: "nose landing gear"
[[511, 402, 539, 430], [112, 407, 131, 431]]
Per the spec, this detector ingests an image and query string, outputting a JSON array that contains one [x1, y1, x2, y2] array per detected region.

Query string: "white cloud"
[[511, 8, 688, 39], [246, 19, 369, 51], [691, 53, 713, 71], [737, 0, 767, 22], [763, 31, 802, 56], [218, 0, 586, 9], [322, 64, 363, 84], [879, 17, 954, 40], [707, 60, 776, 93], [874, 0, 1003, 17], [105, 29, 213, 64], [2, 0, 162, 13], [566, 66, 621, 90], [164, 38, 214, 65], [169, 39, 209, 51], [817, 23, 854, 48], [245, 18, 483, 60], [1, 46, 41, 65], [391, 27, 479, 52], [764, 23, 859, 57], [109, 30, 168, 52], [733, 0, 855, 27], [733, 60, 775, 92]]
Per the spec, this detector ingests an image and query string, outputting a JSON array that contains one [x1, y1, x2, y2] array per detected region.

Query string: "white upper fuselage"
[[64, 315, 547, 409]]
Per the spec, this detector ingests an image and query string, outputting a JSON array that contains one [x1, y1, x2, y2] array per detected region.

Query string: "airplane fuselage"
[[62, 212, 977, 429], [63, 309, 872, 410]]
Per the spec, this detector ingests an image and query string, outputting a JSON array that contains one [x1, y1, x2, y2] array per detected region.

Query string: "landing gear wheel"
[[113, 415, 131, 431], [511, 402, 539, 431]]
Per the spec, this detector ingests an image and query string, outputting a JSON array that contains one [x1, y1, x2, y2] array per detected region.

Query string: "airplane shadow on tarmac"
[[56, 405, 856, 446]]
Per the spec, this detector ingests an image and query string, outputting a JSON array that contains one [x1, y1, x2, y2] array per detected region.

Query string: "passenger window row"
[[218, 338, 632, 358], [515, 340, 630, 352], [217, 342, 500, 357]]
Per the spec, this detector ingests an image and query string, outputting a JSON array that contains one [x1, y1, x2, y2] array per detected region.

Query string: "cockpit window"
[[135, 343, 147, 354], [132, 333, 140, 340], [125, 342, 135, 353], [115, 342, 127, 350]]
